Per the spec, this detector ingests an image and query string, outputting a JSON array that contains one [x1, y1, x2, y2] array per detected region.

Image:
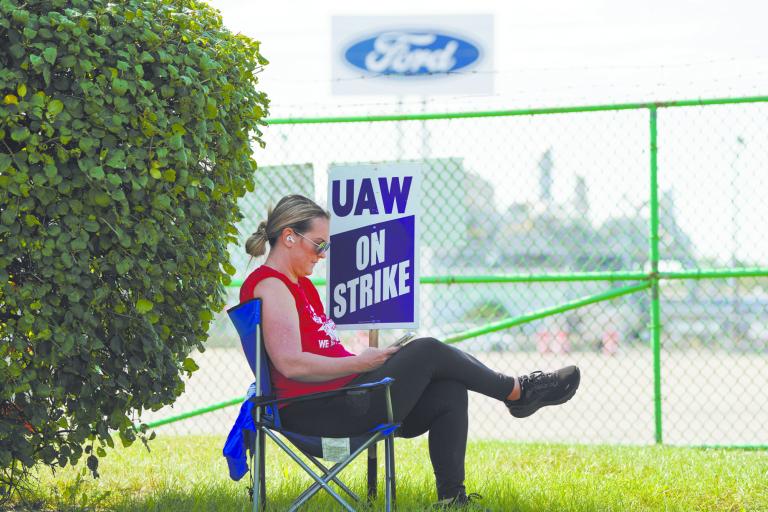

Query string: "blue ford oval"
[[344, 31, 481, 76]]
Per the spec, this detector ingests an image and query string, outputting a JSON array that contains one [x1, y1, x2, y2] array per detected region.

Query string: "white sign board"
[[327, 162, 422, 329], [332, 15, 494, 96]]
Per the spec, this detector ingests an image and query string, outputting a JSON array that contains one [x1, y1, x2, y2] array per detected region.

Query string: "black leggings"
[[280, 338, 516, 499]]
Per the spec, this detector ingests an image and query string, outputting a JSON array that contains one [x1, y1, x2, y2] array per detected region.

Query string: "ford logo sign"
[[344, 31, 481, 76]]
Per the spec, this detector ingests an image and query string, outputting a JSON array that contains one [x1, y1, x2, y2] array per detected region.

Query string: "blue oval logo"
[[344, 31, 481, 76]]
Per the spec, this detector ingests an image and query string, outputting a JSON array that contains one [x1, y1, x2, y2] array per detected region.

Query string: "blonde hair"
[[245, 195, 329, 257]]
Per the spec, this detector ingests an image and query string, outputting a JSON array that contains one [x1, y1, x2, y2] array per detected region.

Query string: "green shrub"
[[0, 0, 268, 498]]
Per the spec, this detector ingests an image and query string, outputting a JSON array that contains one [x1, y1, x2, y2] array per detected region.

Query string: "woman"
[[241, 194, 580, 508]]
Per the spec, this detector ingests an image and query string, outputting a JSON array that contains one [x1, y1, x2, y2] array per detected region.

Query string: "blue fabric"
[[227, 298, 263, 379], [373, 423, 400, 437], [354, 376, 394, 389], [223, 383, 257, 481]]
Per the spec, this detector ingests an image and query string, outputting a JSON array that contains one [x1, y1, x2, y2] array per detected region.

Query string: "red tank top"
[[239, 265, 358, 404]]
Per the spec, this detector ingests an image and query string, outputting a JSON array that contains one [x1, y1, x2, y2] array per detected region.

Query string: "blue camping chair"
[[224, 298, 399, 512]]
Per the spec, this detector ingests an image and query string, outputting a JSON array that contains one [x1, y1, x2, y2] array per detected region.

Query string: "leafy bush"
[[0, 0, 268, 498]]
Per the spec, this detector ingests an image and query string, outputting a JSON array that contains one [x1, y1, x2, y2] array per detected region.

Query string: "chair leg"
[[252, 427, 263, 512], [291, 459, 359, 509], [265, 430, 357, 512], [259, 431, 266, 511], [367, 444, 377, 502], [385, 435, 396, 512], [306, 455, 361, 502]]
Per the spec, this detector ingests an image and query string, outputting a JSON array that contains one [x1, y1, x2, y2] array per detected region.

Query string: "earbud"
[[287, 236, 295, 243]]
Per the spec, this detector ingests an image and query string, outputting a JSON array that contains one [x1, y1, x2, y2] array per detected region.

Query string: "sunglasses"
[[294, 231, 331, 255]]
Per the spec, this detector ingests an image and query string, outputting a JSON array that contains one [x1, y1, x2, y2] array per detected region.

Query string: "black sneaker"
[[506, 366, 580, 418], [433, 492, 486, 510]]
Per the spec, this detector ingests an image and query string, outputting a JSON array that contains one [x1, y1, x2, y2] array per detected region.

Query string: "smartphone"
[[392, 331, 416, 347]]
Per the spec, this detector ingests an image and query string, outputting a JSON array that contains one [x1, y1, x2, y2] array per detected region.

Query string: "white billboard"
[[332, 15, 494, 96]]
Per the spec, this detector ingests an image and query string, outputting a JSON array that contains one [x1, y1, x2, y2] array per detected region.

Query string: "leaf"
[[83, 220, 99, 232], [60, 55, 76, 67], [205, 98, 218, 119], [86, 454, 99, 472], [93, 192, 111, 207], [152, 194, 171, 210], [119, 429, 136, 448], [11, 127, 30, 141], [43, 46, 57, 64], [47, 99, 64, 116], [0, 154, 11, 173], [182, 357, 199, 373], [168, 133, 183, 150], [17, 84, 27, 97], [105, 149, 126, 168], [3, 94, 18, 105], [112, 78, 128, 96], [78, 137, 97, 153], [25, 214, 42, 227], [107, 174, 122, 186], [136, 299, 153, 314], [116, 259, 132, 275], [88, 166, 105, 180], [161, 169, 176, 182]]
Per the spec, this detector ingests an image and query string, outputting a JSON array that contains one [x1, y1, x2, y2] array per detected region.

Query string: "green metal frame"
[[267, 95, 768, 124], [142, 94, 768, 448], [649, 107, 663, 444]]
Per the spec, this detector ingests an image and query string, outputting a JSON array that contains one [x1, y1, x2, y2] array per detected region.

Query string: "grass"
[[10, 436, 768, 511]]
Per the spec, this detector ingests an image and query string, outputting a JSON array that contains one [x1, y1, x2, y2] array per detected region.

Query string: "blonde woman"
[[240, 194, 580, 508]]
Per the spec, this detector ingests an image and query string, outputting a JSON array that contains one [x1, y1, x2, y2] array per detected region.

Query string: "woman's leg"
[[371, 338, 580, 422], [399, 380, 469, 501], [281, 337, 579, 436], [354, 337, 516, 420], [280, 338, 508, 436]]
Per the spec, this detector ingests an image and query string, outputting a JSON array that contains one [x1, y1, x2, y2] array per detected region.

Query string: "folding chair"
[[224, 297, 399, 512]]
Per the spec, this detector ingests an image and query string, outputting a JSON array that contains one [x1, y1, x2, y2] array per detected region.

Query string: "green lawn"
[[11, 436, 768, 511]]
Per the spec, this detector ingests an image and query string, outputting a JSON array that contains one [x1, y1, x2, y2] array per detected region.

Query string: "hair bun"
[[254, 221, 267, 237], [245, 220, 269, 257]]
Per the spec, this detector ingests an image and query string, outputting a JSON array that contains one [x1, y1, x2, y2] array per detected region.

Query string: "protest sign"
[[327, 162, 421, 329]]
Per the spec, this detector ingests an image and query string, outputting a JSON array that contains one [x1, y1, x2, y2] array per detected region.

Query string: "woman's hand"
[[354, 346, 400, 372]]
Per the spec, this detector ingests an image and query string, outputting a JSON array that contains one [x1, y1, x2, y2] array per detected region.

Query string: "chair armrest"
[[250, 377, 395, 408]]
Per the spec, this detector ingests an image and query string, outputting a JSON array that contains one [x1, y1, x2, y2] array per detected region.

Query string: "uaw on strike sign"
[[327, 163, 421, 330]]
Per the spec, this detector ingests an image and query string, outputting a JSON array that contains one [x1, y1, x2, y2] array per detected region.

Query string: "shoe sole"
[[508, 367, 581, 418]]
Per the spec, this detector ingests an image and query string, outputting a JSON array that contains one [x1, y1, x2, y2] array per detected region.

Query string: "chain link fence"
[[141, 96, 768, 447]]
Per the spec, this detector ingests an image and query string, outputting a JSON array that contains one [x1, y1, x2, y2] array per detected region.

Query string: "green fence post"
[[649, 106, 663, 445]]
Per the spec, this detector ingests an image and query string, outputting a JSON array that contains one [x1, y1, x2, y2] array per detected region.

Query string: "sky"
[[208, 0, 768, 115], [208, 0, 768, 266]]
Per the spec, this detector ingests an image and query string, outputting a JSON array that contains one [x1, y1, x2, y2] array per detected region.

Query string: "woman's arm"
[[254, 278, 397, 382]]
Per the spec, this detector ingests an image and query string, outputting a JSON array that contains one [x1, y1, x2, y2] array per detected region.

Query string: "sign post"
[[327, 162, 421, 499], [366, 329, 379, 500]]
